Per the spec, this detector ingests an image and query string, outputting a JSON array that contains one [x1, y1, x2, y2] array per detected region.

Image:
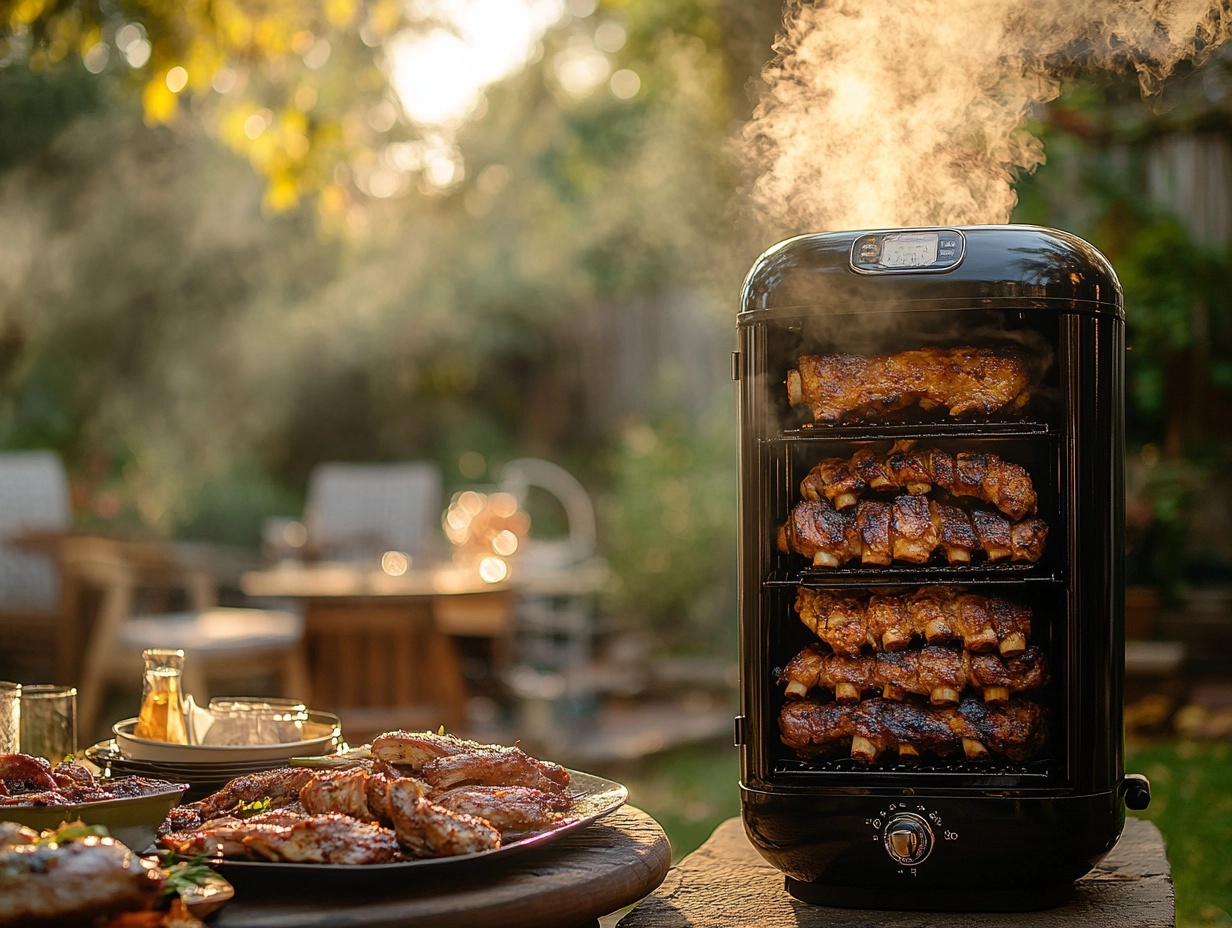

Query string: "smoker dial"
[[883, 813, 934, 865]]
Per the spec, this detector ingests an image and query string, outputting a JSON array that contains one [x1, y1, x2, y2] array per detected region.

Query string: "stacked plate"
[[84, 710, 343, 802]]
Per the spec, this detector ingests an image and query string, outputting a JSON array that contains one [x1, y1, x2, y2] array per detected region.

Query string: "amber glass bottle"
[[133, 648, 188, 743]]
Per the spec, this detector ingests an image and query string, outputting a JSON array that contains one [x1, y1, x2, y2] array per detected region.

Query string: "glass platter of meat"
[[203, 768, 627, 885]]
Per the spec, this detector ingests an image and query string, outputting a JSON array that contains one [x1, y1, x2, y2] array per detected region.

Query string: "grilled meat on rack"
[[794, 587, 1032, 657], [801, 441, 1038, 519], [786, 347, 1032, 425], [778, 697, 1046, 763], [778, 643, 1049, 706], [778, 496, 1048, 567]]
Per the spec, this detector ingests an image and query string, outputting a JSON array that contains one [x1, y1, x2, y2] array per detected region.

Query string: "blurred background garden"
[[1, 1, 1232, 925]]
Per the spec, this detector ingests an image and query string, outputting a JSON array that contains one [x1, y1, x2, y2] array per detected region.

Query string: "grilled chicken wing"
[[786, 346, 1032, 425]]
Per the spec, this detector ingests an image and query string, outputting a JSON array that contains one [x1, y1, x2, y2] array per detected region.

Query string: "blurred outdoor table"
[[240, 561, 517, 736]]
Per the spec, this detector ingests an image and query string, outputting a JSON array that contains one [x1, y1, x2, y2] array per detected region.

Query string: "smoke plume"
[[743, 0, 1232, 234]]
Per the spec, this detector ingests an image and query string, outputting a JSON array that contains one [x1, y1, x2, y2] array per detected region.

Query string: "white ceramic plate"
[[113, 712, 341, 763]]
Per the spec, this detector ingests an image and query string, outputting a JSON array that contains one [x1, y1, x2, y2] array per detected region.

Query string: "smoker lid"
[[740, 224, 1123, 320]]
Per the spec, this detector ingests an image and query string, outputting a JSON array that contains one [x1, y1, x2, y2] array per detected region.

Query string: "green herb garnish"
[[233, 798, 271, 818], [35, 823, 108, 846], [163, 856, 218, 897]]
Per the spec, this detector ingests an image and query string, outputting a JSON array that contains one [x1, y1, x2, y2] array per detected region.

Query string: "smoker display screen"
[[880, 233, 939, 267]]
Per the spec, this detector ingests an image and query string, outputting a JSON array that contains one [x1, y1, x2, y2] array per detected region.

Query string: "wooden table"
[[618, 816, 1173, 928], [241, 563, 517, 737], [205, 805, 670, 928]]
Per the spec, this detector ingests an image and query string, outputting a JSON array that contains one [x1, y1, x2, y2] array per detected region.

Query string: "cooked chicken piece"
[[160, 807, 401, 865], [190, 766, 315, 822], [379, 776, 501, 857], [786, 346, 1032, 425], [299, 768, 380, 822], [370, 731, 570, 791], [243, 812, 403, 865], [0, 753, 58, 795], [434, 785, 575, 836], [802, 442, 1037, 520], [421, 749, 571, 794], [0, 834, 165, 927], [158, 808, 309, 858], [370, 730, 501, 769], [794, 587, 1033, 655], [779, 498, 1047, 567], [779, 644, 1049, 705], [778, 697, 1046, 763]]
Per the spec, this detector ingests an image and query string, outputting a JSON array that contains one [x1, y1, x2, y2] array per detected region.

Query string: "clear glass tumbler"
[[19, 684, 76, 761], [0, 682, 19, 753]]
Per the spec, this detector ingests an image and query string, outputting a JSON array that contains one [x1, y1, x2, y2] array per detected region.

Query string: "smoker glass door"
[[739, 306, 1081, 791]]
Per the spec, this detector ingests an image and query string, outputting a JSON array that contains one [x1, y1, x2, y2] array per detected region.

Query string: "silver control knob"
[[883, 812, 934, 865]]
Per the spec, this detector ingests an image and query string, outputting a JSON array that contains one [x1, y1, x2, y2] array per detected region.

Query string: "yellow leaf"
[[142, 77, 179, 125], [10, 0, 49, 28], [263, 172, 300, 212], [325, 0, 357, 29]]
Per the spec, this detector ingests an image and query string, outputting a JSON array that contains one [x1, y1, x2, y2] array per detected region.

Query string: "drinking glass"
[[0, 682, 19, 753], [19, 685, 77, 761], [203, 697, 308, 746]]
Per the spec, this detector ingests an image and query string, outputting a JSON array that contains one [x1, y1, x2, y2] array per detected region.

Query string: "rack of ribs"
[[794, 587, 1032, 657], [778, 697, 1046, 763], [778, 496, 1048, 567], [786, 346, 1032, 425], [800, 440, 1038, 519], [778, 643, 1049, 706]]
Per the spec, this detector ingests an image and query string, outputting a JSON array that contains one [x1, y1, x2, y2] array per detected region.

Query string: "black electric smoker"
[[733, 225, 1152, 911]]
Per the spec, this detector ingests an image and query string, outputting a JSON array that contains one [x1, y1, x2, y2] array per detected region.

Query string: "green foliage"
[[1127, 739, 1232, 928], [0, 61, 102, 172], [598, 402, 737, 652]]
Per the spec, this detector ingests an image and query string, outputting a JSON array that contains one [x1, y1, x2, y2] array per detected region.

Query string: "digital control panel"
[[850, 229, 965, 273]]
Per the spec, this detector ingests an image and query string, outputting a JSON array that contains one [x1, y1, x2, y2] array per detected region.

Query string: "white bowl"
[[113, 711, 341, 763]]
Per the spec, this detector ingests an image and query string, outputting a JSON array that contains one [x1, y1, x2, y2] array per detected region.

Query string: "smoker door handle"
[[1120, 773, 1152, 811]]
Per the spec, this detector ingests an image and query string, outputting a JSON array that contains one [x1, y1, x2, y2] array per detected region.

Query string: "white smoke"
[[744, 0, 1232, 234]]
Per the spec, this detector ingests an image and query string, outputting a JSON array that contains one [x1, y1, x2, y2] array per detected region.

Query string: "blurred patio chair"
[[0, 450, 72, 682], [304, 461, 444, 563], [71, 536, 310, 741]]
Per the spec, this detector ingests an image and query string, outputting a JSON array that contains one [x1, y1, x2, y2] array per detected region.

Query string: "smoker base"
[[784, 876, 1074, 912]]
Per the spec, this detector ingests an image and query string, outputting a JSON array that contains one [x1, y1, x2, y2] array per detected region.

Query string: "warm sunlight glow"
[[386, 0, 566, 127]]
